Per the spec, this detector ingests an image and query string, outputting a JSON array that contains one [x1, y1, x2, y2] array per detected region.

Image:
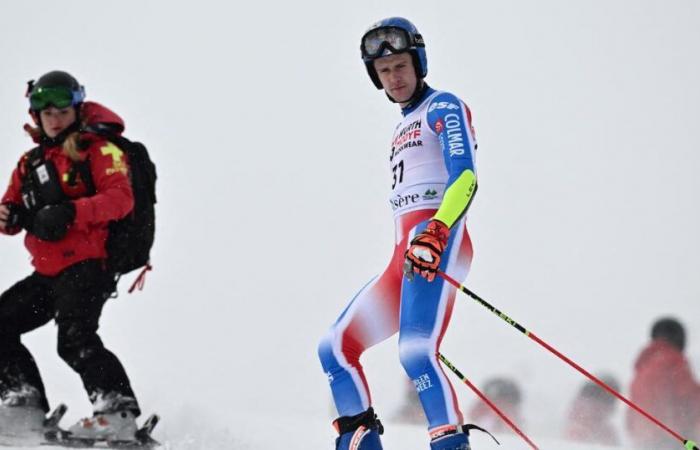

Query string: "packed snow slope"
[[0, 414, 631, 449], [1, 0, 699, 449]]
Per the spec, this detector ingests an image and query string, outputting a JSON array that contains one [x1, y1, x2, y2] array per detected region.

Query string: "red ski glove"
[[404, 220, 449, 282]]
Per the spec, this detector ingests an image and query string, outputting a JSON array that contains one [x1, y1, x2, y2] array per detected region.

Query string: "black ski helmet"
[[27, 70, 85, 111], [651, 317, 686, 351]]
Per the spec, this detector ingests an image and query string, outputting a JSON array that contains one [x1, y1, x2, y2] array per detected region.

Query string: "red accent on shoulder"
[[462, 102, 473, 124], [81, 101, 125, 134]]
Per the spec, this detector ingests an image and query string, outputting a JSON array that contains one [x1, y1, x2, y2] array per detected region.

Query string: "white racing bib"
[[388, 90, 447, 217]]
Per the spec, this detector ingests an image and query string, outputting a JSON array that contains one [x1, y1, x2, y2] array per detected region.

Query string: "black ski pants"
[[0, 259, 139, 415]]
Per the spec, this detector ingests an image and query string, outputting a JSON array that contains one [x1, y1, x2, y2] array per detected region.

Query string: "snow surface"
[[1, 0, 699, 449], [0, 412, 628, 450]]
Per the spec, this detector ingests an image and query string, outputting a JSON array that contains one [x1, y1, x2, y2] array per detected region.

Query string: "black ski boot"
[[334, 407, 384, 450]]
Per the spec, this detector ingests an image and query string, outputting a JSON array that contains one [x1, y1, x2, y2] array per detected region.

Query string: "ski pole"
[[438, 353, 539, 450], [437, 270, 699, 450]]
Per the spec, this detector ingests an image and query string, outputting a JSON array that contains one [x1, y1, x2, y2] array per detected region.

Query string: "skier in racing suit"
[[318, 17, 478, 450]]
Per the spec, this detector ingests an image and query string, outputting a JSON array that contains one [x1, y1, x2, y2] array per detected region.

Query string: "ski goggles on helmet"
[[28, 86, 85, 111], [361, 26, 424, 60]]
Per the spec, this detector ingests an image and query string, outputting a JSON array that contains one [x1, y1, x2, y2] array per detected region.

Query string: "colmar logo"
[[443, 113, 466, 157]]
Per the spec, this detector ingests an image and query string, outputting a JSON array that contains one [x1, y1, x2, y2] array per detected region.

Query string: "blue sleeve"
[[426, 92, 476, 187], [426, 92, 478, 228]]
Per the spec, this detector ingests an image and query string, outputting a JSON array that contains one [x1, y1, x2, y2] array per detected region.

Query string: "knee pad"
[[334, 407, 384, 450]]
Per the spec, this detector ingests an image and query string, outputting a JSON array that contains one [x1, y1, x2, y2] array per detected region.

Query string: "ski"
[[44, 404, 68, 429]]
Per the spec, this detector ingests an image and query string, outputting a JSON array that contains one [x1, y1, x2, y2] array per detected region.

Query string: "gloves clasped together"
[[32, 202, 76, 241]]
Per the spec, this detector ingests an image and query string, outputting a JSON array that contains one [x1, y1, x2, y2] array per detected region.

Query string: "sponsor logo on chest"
[[390, 119, 423, 162]]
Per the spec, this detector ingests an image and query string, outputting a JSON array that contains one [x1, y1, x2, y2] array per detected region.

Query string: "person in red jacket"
[[0, 71, 140, 441], [627, 317, 700, 449], [564, 375, 620, 446]]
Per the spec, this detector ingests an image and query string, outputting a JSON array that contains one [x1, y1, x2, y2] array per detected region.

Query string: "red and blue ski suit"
[[318, 86, 478, 433]]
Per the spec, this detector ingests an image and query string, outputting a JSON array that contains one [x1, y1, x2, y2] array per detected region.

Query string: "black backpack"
[[82, 125, 157, 278]]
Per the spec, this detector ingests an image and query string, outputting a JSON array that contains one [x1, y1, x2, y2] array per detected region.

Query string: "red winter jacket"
[[627, 340, 700, 448], [1, 102, 134, 276]]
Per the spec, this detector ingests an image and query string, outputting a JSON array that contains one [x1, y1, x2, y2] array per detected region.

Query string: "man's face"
[[373, 52, 418, 104]]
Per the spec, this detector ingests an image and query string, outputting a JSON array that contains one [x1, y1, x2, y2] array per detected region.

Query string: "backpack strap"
[[66, 125, 122, 197], [19, 146, 45, 178], [18, 146, 53, 211], [70, 159, 96, 196], [83, 123, 124, 143]]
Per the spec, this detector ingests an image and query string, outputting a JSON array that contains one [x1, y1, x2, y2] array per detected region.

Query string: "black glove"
[[32, 202, 76, 241], [3, 203, 28, 233]]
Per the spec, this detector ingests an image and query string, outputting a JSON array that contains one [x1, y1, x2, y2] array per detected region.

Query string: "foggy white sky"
[[1, 0, 699, 447]]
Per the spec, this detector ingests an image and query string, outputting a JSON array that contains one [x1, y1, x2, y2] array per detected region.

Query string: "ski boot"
[[429, 425, 471, 450], [67, 393, 140, 442], [67, 409, 138, 442], [333, 407, 384, 450]]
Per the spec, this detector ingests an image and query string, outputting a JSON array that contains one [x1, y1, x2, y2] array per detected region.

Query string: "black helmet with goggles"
[[27, 71, 86, 111]]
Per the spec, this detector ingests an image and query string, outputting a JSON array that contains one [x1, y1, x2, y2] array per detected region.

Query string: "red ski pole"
[[438, 270, 699, 450], [438, 353, 539, 450]]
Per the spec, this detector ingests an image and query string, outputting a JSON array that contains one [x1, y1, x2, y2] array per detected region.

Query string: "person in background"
[[564, 375, 620, 446], [467, 377, 523, 433], [627, 317, 700, 449]]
